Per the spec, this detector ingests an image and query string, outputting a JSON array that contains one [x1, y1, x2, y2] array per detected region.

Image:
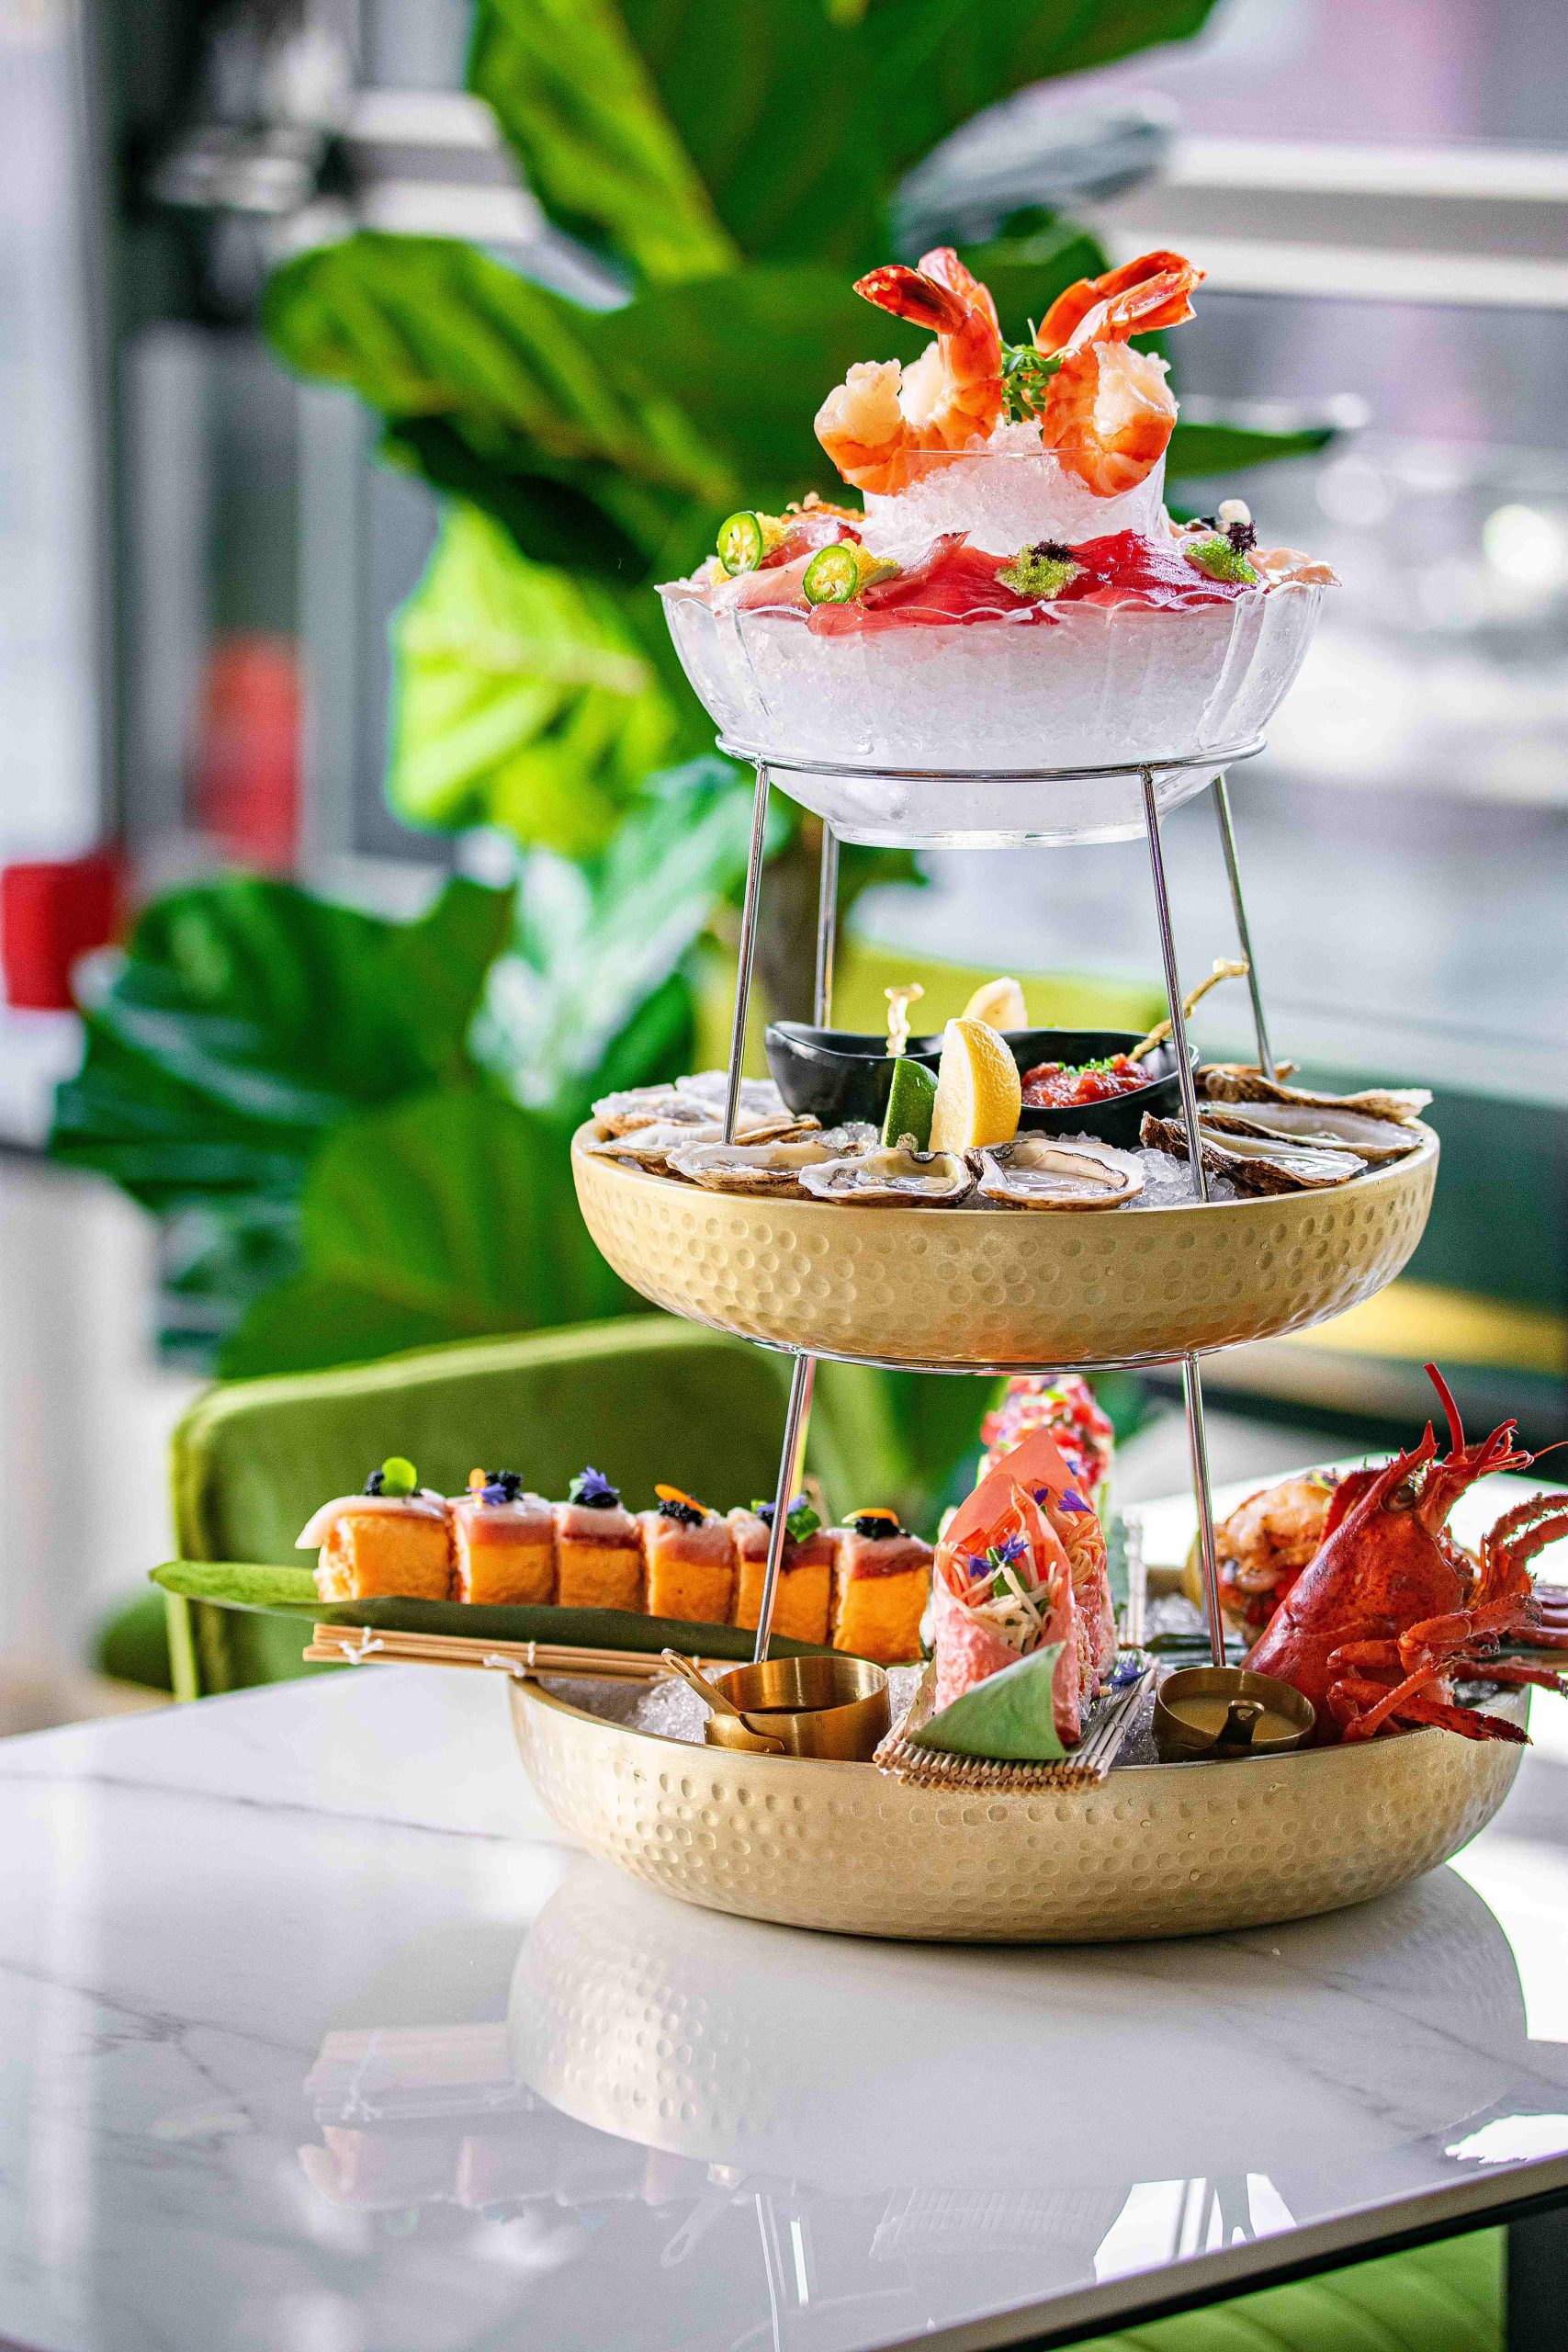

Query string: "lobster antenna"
[[1424, 1361, 1466, 1456]]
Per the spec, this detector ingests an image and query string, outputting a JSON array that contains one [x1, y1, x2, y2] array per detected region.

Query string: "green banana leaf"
[[470, 755, 768, 1112], [51, 873, 513, 1211], [910, 1642, 1069, 1761], [387, 506, 702, 853], [471, 0, 1224, 277], [152, 1558, 830, 1660], [219, 1087, 640, 1378], [1167, 417, 1340, 481]]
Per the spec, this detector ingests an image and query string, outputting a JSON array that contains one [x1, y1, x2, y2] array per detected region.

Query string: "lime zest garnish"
[[1183, 534, 1261, 585], [998, 541, 1082, 599]]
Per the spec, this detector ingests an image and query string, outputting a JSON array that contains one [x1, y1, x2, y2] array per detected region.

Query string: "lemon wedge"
[[929, 1019, 1022, 1153], [960, 975, 1028, 1030]]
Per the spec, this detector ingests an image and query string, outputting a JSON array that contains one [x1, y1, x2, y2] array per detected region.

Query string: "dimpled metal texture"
[[572, 1126, 1438, 1370], [511, 1679, 1523, 1945]]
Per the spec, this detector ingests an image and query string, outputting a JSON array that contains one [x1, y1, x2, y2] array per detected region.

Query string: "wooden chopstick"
[[302, 1623, 712, 1680]]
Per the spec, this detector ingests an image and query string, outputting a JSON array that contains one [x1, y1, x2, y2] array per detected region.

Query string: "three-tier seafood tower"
[[543, 247, 1523, 1941]]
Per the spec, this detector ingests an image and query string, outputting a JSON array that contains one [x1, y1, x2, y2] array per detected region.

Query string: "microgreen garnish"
[[569, 1465, 620, 1510], [367, 1456, 417, 1498], [754, 1495, 823, 1543], [997, 539, 1082, 600], [999, 340, 1065, 422]]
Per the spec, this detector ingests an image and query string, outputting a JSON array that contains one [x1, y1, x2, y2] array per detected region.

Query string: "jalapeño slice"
[[716, 511, 765, 575], [802, 543, 862, 605]]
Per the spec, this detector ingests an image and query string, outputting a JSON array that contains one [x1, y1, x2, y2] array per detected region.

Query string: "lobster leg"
[[1340, 1657, 1535, 1743]]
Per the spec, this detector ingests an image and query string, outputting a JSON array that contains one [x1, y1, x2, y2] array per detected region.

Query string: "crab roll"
[[552, 1467, 643, 1613], [638, 1487, 736, 1627], [298, 1457, 451, 1602], [449, 1469, 556, 1607], [728, 1498, 833, 1645], [829, 1509, 933, 1663]]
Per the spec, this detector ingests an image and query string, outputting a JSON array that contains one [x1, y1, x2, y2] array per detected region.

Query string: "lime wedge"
[[882, 1055, 937, 1149]]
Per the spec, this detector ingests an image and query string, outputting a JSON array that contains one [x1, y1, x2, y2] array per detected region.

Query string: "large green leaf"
[[387, 504, 700, 853], [220, 1087, 637, 1377], [473, 0, 1223, 274], [468, 0, 738, 285], [474, 755, 765, 1114], [265, 234, 731, 556], [51, 874, 513, 1211], [1165, 416, 1340, 481]]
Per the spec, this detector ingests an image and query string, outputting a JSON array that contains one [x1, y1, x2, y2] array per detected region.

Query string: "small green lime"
[[379, 1455, 418, 1497], [881, 1056, 937, 1149]]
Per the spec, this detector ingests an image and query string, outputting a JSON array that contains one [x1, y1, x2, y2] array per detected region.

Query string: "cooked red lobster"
[[1244, 1363, 1568, 1744]]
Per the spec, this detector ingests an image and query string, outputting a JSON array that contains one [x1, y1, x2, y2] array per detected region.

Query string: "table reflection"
[[291, 1857, 1568, 2350]]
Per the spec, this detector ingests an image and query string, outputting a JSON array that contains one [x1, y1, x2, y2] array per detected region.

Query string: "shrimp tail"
[[1037, 250, 1203, 356], [853, 263, 970, 336]]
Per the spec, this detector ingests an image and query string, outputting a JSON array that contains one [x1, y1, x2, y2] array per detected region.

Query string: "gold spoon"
[[1129, 959, 1249, 1065], [660, 1649, 750, 1718]]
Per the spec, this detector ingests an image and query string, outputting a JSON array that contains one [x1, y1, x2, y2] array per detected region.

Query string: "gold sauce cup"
[[704, 1655, 891, 1761], [1153, 1665, 1315, 1761]]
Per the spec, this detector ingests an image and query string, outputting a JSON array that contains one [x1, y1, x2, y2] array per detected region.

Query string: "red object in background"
[[189, 632, 302, 868], [0, 852, 123, 1011]]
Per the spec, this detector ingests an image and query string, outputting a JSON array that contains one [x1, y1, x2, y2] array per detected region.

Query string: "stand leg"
[[754, 1352, 816, 1665], [813, 823, 839, 1028], [1182, 1351, 1227, 1668], [1140, 769, 1211, 1204], [1211, 774, 1276, 1080], [725, 763, 773, 1143]]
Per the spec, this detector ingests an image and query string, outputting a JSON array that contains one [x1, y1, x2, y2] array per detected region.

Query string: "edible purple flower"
[[480, 1470, 524, 1506], [1058, 1487, 1091, 1513], [992, 1532, 1030, 1565], [569, 1465, 621, 1510]]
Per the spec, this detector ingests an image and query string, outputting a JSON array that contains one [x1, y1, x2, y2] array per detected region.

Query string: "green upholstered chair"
[[1070, 2228, 1500, 2351], [165, 1315, 860, 1695]]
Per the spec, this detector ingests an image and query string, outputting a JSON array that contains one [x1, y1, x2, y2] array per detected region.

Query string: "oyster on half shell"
[[668, 1134, 846, 1193], [583, 1115, 811, 1171], [1201, 1069, 1432, 1126], [1142, 1113, 1363, 1195], [799, 1142, 974, 1205], [590, 1083, 695, 1137], [976, 1133, 1144, 1210], [1201, 1099, 1421, 1162], [673, 1070, 790, 1125]]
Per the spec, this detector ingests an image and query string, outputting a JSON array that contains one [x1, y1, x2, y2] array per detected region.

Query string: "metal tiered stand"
[[540, 738, 1490, 1945]]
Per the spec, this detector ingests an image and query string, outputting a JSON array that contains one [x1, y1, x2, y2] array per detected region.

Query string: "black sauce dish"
[[1010, 1027, 1199, 1149], [767, 1021, 1198, 1148], [765, 1023, 942, 1129]]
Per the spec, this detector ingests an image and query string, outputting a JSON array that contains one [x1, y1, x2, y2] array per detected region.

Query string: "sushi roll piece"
[[728, 1498, 833, 1645], [449, 1469, 556, 1607], [638, 1487, 735, 1627], [552, 1466, 643, 1613], [298, 1457, 451, 1602], [829, 1508, 934, 1663]]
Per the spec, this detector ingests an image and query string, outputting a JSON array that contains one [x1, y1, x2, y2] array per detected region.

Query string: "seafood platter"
[[659, 247, 1334, 843], [168, 243, 1566, 1943]]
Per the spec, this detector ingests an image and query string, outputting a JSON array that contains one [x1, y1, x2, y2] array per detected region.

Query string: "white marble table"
[[2, 1663, 1567, 2352]]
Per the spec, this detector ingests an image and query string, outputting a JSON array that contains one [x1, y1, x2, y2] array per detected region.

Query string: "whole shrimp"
[[1029, 250, 1204, 497], [815, 245, 1003, 494]]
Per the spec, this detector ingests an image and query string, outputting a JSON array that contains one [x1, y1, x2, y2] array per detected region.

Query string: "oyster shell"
[[1200, 1100, 1421, 1161], [976, 1133, 1143, 1210], [583, 1116, 809, 1172], [799, 1143, 974, 1205], [1201, 1069, 1431, 1126], [673, 1070, 790, 1125], [667, 1135, 842, 1193], [1142, 1113, 1364, 1195], [590, 1083, 696, 1137]]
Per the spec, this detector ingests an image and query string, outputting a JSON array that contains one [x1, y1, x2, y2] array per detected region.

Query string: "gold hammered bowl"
[[511, 1674, 1523, 1945], [570, 1125, 1438, 1370]]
